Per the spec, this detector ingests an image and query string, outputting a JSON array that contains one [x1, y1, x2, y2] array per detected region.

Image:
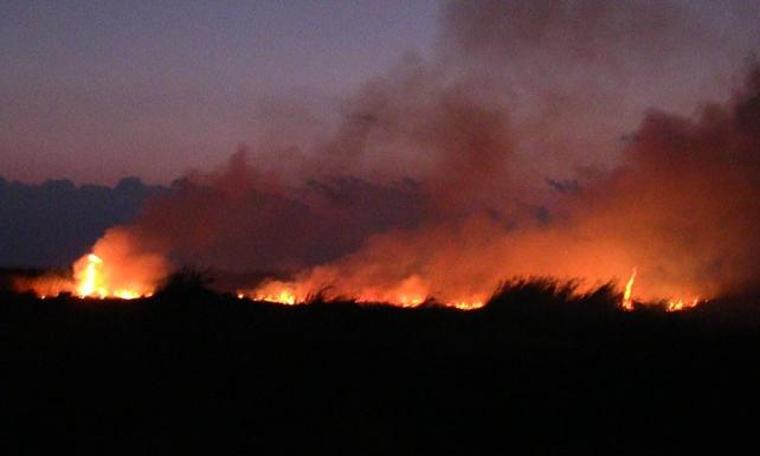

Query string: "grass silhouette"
[[2, 270, 760, 454]]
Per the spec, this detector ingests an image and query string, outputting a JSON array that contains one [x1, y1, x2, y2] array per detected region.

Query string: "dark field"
[[3, 274, 760, 454]]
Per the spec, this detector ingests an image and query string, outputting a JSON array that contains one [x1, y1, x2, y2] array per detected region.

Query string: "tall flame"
[[77, 254, 105, 298], [19, 246, 156, 300], [621, 268, 637, 311], [73, 253, 148, 300], [619, 267, 703, 312]]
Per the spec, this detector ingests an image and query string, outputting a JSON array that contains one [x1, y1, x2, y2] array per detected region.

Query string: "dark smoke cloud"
[[577, 67, 760, 296], [80, 0, 760, 302], [271, 66, 760, 302], [439, 0, 760, 187], [314, 54, 515, 211], [124, 148, 428, 273]]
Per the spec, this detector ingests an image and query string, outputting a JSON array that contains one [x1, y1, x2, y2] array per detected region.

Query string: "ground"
[[3, 280, 760, 454]]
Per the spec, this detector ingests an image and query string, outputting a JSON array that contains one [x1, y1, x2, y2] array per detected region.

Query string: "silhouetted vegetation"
[[155, 267, 216, 299], [3, 276, 760, 454]]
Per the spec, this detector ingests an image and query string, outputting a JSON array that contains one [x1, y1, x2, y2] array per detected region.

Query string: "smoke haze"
[[26, 0, 760, 303]]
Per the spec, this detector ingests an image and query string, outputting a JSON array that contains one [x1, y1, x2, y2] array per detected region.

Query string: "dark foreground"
[[3, 280, 760, 454]]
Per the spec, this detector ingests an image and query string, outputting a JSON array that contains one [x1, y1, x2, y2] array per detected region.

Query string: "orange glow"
[[242, 278, 487, 310], [665, 298, 701, 312], [253, 288, 299, 305], [450, 300, 486, 311], [72, 252, 149, 299], [21, 249, 159, 301], [17, 234, 704, 312], [618, 267, 703, 312], [395, 294, 425, 307], [77, 254, 105, 298], [18, 228, 166, 300]]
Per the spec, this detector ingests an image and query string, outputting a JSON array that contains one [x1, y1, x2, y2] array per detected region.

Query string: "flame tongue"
[[21, 248, 703, 310], [77, 254, 105, 298], [73, 252, 148, 300], [620, 267, 703, 312], [243, 280, 486, 309], [666, 298, 700, 312], [621, 268, 637, 311]]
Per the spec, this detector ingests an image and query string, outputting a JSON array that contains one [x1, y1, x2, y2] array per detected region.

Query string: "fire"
[[665, 298, 700, 312], [619, 267, 703, 312], [18, 238, 703, 312], [245, 272, 702, 312], [73, 253, 148, 300], [396, 294, 425, 307], [74, 253, 152, 299], [20, 228, 168, 300], [20, 250, 156, 300], [253, 289, 298, 305], [20, 251, 705, 311], [450, 300, 486, 311], [621, 268, 637, 311], [113, 290, 143, 300], [77, 254, 105, 297], [241, 279, 486, 310]]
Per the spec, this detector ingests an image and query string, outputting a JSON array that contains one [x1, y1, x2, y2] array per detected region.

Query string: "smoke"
[[252, 65, 760, 303], [60, 0, 760, 303], [118, 147, 429, 274], [439, 0, 760, 187]]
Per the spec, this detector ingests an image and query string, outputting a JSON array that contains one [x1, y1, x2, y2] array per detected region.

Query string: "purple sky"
[[2, 0, 759, 185], [1, 0, 439, 184]]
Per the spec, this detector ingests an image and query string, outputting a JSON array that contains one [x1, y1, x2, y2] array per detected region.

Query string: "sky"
[[1, 0, 759, 186], [1, 0, 439, 184]]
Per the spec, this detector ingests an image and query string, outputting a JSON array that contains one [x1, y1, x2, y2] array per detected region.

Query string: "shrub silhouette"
[[155, 267, 215, 300], [2, 268, 760, 454]]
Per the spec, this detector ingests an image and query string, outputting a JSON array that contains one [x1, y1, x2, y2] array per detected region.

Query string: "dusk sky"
[[1, 0, 439, 184], [2, 0, 760, 186]]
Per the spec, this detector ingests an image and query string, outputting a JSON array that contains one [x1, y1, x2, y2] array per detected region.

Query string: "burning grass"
[[5, 264, 713, 317], [4, 267, 760, 454]]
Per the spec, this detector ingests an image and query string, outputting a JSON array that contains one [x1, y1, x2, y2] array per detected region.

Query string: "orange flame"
[[619, 267, 703, 312], [254, 289, 298, 305], [241, 278, 486, 310], [20, 249, 156, 300], [73, 253, 148, 299], [17, 238, 702, 312], [621, 268, 637, 311], [77, 254, 105, 298], [19, 228, 167, 300], [665, 298, 701, 312]]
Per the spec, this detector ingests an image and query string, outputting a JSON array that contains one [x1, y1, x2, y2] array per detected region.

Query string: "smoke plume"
[[61, 0, 760, 304]]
